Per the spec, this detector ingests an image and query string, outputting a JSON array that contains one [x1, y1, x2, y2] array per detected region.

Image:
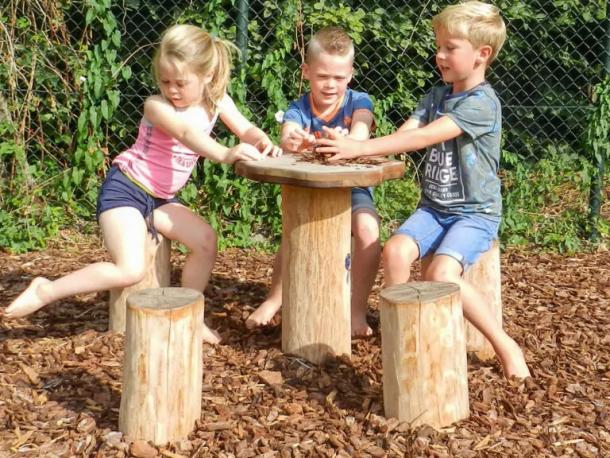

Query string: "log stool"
[[379, 281, 469, 428], [119, 287, 204, 445], [421, 240, 501, 360], [108, 233, 171, 333]]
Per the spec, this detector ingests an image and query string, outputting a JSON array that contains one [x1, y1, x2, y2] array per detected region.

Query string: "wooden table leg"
[[281, 185, 352, 364]]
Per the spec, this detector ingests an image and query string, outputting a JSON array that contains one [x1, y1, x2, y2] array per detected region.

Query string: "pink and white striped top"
[[113, 97, 224, 199]]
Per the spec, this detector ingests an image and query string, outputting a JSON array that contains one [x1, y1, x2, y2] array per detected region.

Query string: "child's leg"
[[424, 255, 530, 378], [350, 209, 380, 336], [382, 234, 420, 286], [382, 207, 445, 286], [245, 243, 283, 328], [425, 215, 530, 378], [154, 203, 220, 344], [4, 207, 148, 318]]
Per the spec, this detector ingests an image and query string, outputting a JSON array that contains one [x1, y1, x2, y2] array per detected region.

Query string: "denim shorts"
[[352, 187, 377, 214], [96, 166, 180, 226], [394, 206, 500, 269]]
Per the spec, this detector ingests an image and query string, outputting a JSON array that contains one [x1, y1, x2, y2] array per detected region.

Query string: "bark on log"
[[281, 185, 352, 364], [119, 287, 204, 445], [421, 240, 502, 360], [380, 281, 469, 428], [108, 233, 171, 333]]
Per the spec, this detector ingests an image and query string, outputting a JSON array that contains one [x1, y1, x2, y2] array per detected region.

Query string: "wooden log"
[[380, 281, 469, 428], [281, 184, 352, 364], [119, 287, 204, 445], [108, 233, 171, 333], [421, 240, 502, 360]]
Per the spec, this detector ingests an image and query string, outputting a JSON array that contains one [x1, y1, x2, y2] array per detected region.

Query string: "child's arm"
[[346, 109, 374, 141], [218, 96, 282, 157], [317, 116, 461, 161], [144, 96, 262, 164], [396, 117, 424, 132]]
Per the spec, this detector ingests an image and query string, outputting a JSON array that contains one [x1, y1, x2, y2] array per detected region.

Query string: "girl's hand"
[[226, 143, 264, 163], [255, 136, 282, 157], [316, 126, 364, 162], [283, 127, 316, 153]]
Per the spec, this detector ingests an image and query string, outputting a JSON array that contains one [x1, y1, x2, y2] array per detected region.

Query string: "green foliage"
[[0, 0, 129, 251], [585, 76, 610, 166], [501, 147, 594, 252], [374, 160, 420, 242], [0, 0, 607, 253]]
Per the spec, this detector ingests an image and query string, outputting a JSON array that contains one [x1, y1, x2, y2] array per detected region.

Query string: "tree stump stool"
[[421, 240, 501, 360], [119, 287, 204, 445], [235, 154, 405, 365], [379, 281, 469, 428], [108, 233, 171, 333]]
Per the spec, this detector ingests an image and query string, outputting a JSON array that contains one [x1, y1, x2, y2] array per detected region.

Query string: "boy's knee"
[[424, 257, 462, 283], [383, 236, 417, 266], [353, 219, 380, 245]]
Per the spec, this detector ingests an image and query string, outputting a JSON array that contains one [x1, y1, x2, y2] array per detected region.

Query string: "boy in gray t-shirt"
[[414, 82, 502, 218], [317, 1, 530, 379]]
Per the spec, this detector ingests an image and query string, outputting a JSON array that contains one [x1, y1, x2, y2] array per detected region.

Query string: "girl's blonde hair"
[[153, 24, 239, 112], [432, 1, 506, 63]]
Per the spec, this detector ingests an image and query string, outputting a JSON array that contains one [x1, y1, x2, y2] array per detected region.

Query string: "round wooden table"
[[236, 154, 405, 364]]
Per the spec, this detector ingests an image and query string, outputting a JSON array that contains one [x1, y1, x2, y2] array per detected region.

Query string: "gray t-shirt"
[[410, 82, 502, 218]]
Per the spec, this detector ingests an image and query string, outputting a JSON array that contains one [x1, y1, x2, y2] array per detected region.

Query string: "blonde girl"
[[5, 24, 281, 344]]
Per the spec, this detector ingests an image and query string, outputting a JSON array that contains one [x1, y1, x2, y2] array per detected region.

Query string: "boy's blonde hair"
[[306, 26, 354, 63], [432, 1, 506, 63], [153, 24, 238, 112]]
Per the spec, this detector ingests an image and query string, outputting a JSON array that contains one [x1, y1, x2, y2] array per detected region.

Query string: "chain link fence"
[[106, 1, 609, 153], [1, 0, 608, 249]]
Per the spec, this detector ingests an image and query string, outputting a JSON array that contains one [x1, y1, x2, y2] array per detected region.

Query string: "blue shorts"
[[96, 166, 179, 225], [352, 187, 376, 214], [394, 207, 499, 269]]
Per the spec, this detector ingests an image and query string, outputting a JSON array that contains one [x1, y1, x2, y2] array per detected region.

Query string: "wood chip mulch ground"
[[0, 234, 608, 457]]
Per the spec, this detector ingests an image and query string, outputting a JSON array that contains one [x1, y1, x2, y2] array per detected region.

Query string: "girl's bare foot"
[[245, 299, 281, 329], [497, 337, 531, 379], [351, 315, 373, 337], [4, 278, 52, 319], [202, 323, 222, 344]]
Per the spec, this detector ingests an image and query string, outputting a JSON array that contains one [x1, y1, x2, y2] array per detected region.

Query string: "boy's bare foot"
[[4, 277, 51, 319], [245, 299, 281, 329], [351, 316, 373, 337], [497, 337, 531, 379], [202, 323, 222, 344]]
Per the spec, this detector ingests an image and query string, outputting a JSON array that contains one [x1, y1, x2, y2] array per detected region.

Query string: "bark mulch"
[[0, 233, 608, 457]]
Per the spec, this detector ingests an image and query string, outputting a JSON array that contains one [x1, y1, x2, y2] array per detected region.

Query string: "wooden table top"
[[235, 154, 405, 188]]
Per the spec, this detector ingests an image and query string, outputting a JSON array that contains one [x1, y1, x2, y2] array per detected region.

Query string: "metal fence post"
[[589, 9, 610, 241], [236, 0, 249, 69]]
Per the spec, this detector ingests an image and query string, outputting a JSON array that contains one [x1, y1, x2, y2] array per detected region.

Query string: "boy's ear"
[[477, 45, 493, 64]]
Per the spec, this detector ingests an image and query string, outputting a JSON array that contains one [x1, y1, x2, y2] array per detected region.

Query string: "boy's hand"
[[316, 126, 364, 161], [330, 126, 349, 137], [227, 143, 264, 163], [255, 136, 282, 157], [283, 127, 316, 153]]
